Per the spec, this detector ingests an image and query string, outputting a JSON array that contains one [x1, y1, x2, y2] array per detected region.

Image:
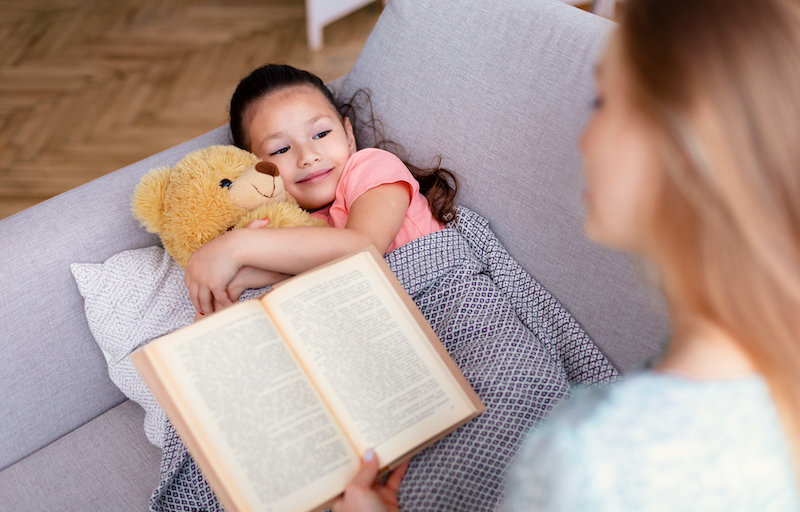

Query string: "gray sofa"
[[0, 0, 668, 509]]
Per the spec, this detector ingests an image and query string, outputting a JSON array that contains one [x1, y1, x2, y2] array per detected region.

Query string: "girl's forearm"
[[227, 183, 410, 276], [231, 226, 377, 275]]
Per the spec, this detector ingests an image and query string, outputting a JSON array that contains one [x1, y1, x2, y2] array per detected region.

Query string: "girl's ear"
[[343, 116, 357, 153]]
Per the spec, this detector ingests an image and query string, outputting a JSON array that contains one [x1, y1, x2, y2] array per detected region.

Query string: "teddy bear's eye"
[[220, 179, 232, 189]]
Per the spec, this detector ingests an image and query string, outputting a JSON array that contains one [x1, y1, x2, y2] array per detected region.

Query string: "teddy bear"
[[131, 144, 328, 268]]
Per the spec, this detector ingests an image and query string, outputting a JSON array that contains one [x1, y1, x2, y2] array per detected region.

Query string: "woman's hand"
[[332, 450, 408, 512]]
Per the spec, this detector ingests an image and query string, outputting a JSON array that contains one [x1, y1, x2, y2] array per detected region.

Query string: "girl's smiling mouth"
[[298, 168, 333, 184]]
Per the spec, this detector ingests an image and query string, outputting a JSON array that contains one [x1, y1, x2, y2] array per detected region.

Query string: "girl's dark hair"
[[229, 64, 335, 151], [229, 64, 458, 224]]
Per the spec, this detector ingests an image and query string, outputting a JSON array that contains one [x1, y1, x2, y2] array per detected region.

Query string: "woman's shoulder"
[[504, 372, 800, 511], [558, 371, 769, 420], [538, 372, 786, 454]]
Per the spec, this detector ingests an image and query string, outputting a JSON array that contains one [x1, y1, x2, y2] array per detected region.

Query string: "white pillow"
[[71, 246, 193, 447], [71, 245, 274, 447]]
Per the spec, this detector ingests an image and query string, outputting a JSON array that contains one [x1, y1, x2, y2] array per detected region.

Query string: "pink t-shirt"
[[311, 148, 444, 252]]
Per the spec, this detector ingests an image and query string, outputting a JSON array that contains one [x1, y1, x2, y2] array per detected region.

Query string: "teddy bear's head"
[[131, 144, 314, 268]]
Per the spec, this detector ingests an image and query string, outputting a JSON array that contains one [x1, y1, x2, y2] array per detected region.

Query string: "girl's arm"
[[185, 182, 411, 315], [227, 266, 292, 300]]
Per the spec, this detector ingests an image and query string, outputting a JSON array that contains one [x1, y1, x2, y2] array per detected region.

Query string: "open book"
[[132, 246, 484, 512]]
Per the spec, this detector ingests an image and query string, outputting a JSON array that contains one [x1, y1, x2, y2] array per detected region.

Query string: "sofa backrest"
[[336, 0, 669, 370]]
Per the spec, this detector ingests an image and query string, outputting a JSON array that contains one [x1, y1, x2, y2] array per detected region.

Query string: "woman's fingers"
[[372, 461, 407, 507], [383, 461, 409, 494], [331, 449, 392, 512], [351, 449, 380, 488]]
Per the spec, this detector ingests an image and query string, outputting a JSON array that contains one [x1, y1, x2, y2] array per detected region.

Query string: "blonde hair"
[[619, 0, 800, 465]]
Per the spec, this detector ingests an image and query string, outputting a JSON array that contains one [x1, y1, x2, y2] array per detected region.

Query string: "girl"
[[185, 64, 457, 316], [334, 0, 800, 509]]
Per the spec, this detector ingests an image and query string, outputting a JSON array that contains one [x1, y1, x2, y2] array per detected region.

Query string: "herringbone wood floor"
[[0, 0, 384, 219]]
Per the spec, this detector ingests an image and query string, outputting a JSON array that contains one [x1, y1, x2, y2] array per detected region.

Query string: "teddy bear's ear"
[[131, 165, 172, 234]]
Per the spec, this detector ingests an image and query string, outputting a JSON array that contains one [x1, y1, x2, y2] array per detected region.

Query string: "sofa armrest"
[[0, 126, 230, 470]]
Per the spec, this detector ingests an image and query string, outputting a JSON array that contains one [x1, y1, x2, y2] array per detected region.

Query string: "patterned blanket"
[[149, 207, 620, 512]]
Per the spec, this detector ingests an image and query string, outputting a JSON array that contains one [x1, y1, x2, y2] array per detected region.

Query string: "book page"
[[263, 251, 478, 465], [144, 301, 359, 512]]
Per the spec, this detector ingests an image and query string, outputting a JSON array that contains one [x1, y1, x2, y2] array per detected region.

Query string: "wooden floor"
[[0, 0, 384, 219]]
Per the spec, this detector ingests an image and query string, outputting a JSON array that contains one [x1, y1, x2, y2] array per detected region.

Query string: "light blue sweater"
[[503, 373, 800, 511]]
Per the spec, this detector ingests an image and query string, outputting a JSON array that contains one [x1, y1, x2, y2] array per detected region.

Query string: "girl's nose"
[[299, 145, 322, 167]]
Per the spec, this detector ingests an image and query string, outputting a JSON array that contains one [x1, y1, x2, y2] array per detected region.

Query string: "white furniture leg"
[[558, 0, 617, 19], [306, 0, 387, 50], [592, 0, 617, 18]]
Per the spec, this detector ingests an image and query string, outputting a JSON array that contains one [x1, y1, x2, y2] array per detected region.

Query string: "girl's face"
[[579, 35, 662, 254], [246, 86, 357, 210]]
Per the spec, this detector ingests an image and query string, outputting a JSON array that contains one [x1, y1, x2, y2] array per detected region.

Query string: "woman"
[[333, 0, 800, 509]]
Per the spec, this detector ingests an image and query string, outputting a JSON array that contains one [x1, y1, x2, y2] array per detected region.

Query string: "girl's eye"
[[313, 130, 331, 140], [270, 147, 289, 156]]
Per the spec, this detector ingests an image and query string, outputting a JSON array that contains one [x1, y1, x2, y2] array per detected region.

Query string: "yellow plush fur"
[[131, 144, 327, 268]]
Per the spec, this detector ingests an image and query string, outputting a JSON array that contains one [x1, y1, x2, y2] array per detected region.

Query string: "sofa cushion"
[[336, 0, 669, 370], [0, 400, 161, 511], [0, 126, 231, 470]]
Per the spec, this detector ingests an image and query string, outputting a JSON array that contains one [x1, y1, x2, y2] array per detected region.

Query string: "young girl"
[[185, 64, 457, 316], [334, 0, 800, 509]]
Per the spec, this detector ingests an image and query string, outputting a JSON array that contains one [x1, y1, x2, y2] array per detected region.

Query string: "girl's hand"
[[185, 232, 243, 315], [246, 218, 270, 229], [227, 266, 291, 302], [332, 450, 408, 512], [192, 296, 227, 321], [224, 218, 290, 302]]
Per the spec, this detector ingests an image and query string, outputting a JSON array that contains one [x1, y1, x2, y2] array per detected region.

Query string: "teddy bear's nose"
[[255, 162, 279, 177]]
